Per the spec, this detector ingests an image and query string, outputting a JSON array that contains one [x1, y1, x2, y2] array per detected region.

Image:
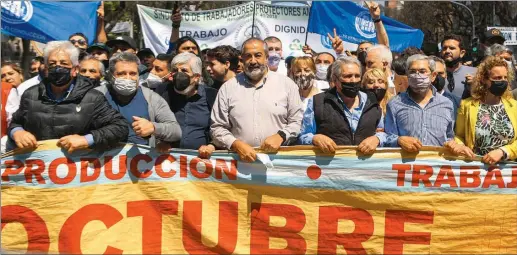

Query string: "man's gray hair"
[[429, 56, 445, 67], [406, 54, 436, 73], [109, 52, 140, 74], [366, 44, 393, 65], [485, 43, 511, 57], [81, 55, 106, 77], [241, 38, 269, 56], [171, 52, 202, 75], [43, 41, 80, 66], [332, 56, 362, 79]]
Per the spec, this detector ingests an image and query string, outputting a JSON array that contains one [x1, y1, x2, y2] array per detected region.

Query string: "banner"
[[2, 140, 517, 254], [1, 1, 100, 44], [307, 1, 424, 53], [137, 2, 310, 57]]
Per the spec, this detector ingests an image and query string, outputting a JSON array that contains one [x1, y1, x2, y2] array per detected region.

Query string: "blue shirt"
[[166, 41, 176, 54], [298, 91, 387, 145], [384, 90, 455, 147]]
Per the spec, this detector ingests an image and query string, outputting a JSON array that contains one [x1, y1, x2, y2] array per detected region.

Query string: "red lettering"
[[24, 159, 45, 184], [190, 158, 213, 179], [411, 165, 433, 187], [433, 166, 458, 188], [180, 155, 188, 177], [392, 164, 411, 187], [507, 168, 517, 188], [48, 157, 76, 185], [155, 154, 177, 178], [2, 159, 24, 181], [130, 154, 153, 179], [1, 205, 49, 253], [105, 156, 127, 180], [250, 203, 306, 254], [183, 201, 238, 254], [384, 210, 434, 254], [59, 204, 123, 254], [482, 167, 505, 188], [317, 206, 374, 254], [127, 200, 178, 254], [80, 158, 101, 183], [215, 159, 237, 180], [459, 166, 481, 188]]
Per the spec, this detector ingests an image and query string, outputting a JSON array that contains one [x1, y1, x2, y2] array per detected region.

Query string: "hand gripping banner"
[[1, 140, 516, 254]]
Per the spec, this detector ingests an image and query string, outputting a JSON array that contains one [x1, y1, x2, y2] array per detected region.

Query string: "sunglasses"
[[70, 39, 86, 46]]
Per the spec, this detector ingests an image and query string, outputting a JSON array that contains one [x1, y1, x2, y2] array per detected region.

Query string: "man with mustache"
[[440, 34, 477, 99], [210, 38, 303, 162]]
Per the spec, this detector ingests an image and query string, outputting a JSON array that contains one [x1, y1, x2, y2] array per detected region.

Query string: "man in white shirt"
[[264, 36, 288, 75]]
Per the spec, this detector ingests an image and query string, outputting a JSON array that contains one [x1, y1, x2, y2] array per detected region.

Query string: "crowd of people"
[[1, 2, 517, 166]]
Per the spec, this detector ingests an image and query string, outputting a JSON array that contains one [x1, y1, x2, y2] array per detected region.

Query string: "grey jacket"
[[95, 85, 182, 147]]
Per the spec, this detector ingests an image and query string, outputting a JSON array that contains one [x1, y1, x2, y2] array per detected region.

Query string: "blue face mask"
[[268, 52, 281, 68]]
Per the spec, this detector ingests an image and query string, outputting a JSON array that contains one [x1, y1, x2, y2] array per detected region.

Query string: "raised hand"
[[327, 28, 344, 55]]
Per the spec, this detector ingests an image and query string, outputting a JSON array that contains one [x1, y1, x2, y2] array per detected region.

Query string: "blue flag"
[[1, 1, 100, 44], [307, 1, 424, 52]]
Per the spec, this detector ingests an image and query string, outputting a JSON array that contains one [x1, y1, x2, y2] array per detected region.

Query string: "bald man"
[[208, 38, 303, 162]]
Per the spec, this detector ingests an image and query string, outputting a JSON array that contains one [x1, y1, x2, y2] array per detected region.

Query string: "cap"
[[137, 48, 155, 58], [484, 28, 505, 44], [285, 56, 295, 66], [106, 35, 137, 50], [86, 43, 110, 54]]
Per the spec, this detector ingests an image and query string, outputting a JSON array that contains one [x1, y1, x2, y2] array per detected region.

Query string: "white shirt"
[[5, 75, 41, 125], [271, 59, 288, 76], [314, 80, 330, 91]]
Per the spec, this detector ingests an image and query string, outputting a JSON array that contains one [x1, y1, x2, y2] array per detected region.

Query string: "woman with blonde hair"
[[291, 56, 322, 111], [1, 61, 24, 87], [361, 68, 393, 115], [446, 56, 517, 164]]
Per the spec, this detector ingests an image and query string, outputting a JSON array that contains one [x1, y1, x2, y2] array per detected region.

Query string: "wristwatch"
[[373, 18, 381, 23], [277, 130, 287, 143]]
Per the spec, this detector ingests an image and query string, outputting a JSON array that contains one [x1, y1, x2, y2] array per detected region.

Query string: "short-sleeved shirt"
[[446, 65, 477, 98]]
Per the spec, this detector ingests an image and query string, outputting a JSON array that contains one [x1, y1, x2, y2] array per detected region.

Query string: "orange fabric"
[[1, 82, 13, 137]]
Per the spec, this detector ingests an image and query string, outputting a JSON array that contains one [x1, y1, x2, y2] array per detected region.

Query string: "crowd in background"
[[1, 2, 517, 166]]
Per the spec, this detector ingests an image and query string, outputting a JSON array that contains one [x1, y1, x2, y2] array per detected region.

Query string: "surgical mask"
[[506, 60, 514, 68], [408, 73, 431, 94], [146, 72, 163, 89], [489, 80, 508, 97], [315, 64, 329, 80], [113, 78, 137, 96], [363, 88, 387, 102], [432, 75, 447, 92], [294, 73, 315, 90], [173, 72, 194, 95], [47, 66, 72, 87], [268, 52, 281, 68], [340, 81, 361, 98]]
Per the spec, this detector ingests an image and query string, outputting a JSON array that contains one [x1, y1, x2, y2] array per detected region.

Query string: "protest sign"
[[2, 140, 516, 254], [1, 1, 100, 44]]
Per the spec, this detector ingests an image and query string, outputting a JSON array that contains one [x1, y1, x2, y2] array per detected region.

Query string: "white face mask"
[[506, 60, 513, 68], [315, 64, 329, 80], [146, 72, 163, 89], [113, 78, 137, 96]]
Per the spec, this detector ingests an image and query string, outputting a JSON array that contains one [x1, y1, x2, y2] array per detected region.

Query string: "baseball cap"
[[484, 28, 505, 44], [137, 48, 155, 58], [86, 43, 110, 54], [106, 35, 137, 50]]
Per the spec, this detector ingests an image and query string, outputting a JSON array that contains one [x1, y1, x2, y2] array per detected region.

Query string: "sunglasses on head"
[[70, 39, 86, 46]]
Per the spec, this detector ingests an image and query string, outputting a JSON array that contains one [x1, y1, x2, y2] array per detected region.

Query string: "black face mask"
[[47, 66, 72, 87], [340, 81, 361, 98], [444, 56, 461, 68], [172, 72, 191, 92], [357, 51, 367, 66], [362, 88, 387, 102], [101, 60, 109, 70], [489, 80, 508, 97], [29, 72, 39, 78], [433, 75, 446, 91]]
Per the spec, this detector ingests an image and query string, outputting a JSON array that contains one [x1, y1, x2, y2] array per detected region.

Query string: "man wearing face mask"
[[96, 52, 181, 148], [365, 45, 396, 95], [430, 56, 460, 116], [205, 45, 239, 90], [210, 38, 303, 162], [264, 36, 288, 75], [143, 54, 173, 91], [440, 34, 477, 99], [314, 52, 335, 91], [384, 54, 455, 152], [158, 52, 218, 155], [298, 57, 386, 154], [8, 41, 129, 152]]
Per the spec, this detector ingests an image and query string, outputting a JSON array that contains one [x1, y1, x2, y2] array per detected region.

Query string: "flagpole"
[[304, 3, 313, 45], [251, 1, 256, 38]]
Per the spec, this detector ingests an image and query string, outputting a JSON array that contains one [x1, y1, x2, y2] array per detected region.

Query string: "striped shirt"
[[384, 90, 455, 147]]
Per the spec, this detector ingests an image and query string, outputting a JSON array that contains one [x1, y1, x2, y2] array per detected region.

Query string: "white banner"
[[137, 3, 355, 57]]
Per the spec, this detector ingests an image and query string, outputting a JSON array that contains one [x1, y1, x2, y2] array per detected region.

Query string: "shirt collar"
[[335, 91, 366, 110], [46, 82, 75, 102], [243, 68, 269, 88]]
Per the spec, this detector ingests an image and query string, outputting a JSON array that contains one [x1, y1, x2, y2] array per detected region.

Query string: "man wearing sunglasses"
[[69, 33, 89, 51]]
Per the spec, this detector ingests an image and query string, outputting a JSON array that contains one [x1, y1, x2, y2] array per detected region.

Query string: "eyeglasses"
[[70, 39, 86, 46]]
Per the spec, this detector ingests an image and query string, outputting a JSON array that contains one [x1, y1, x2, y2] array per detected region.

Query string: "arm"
[[374, 114, 387, 147], [453, 101, 467, 145], [298, 98, 317, 145], [281, 79, 304, 143], [383, 102, 399, 147], [95, 2, 107, 43], [150, 92, 182, 142], [166, 10, 181, 54], [5, 88, 20, 127], [209, 85, 237, 149], [445, 104, 455, 143], [88, 93, 129, 149], [366, 1, 389, 47]]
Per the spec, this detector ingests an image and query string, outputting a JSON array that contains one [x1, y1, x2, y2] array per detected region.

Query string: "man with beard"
[[385, 54, 455, 152], [205, 45, 239, 90], [440, 34, 476, 99], [298, 57, 386, 154], [430, 56, 460, 116], [159, 52, 218, 155], [210, 38, 303, 162]]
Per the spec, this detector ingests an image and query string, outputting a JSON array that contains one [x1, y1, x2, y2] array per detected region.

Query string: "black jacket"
[[313, 88, 381, 145], [9, 76, 129, 150]]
